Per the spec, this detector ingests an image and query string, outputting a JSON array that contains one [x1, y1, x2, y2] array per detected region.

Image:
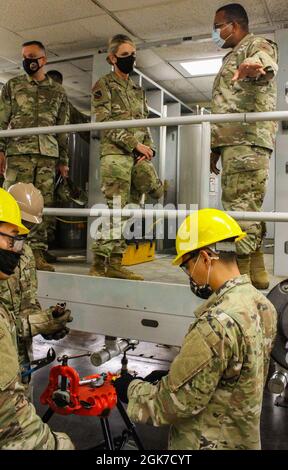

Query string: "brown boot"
[[89, 255, 106, 277], [250, 250, 269, 290], [106, 254, 144, 281], [237, 255, 251, 276], [33, 249, 55, 272]]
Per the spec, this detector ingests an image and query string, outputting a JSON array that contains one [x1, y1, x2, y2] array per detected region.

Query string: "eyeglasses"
[[180, 254, 196, 276], [213, 22, 232, 31], [0, 232, 27, 252]]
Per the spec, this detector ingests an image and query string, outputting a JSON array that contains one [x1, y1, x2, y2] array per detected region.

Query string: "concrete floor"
[[31, 250, 288, 450]]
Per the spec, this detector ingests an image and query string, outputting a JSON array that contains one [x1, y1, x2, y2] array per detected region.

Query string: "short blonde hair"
[[107, 34, 135, 64]]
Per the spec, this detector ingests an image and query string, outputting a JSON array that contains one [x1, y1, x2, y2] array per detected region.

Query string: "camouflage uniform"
[[127, 275, 277, 450], [0, 74, 69, 251], [0, 301, 74, 449], [91, 72, 163, 258], [0, 243, 71, 393], [211, 34, 278, 255], [0, 244, 40, 379]]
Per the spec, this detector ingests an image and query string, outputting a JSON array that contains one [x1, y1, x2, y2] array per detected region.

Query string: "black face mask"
[[0, 249, 21, 276], [189, 277, 213, 299], [116, 54, 136, 74], [23, 57, 42, 76]]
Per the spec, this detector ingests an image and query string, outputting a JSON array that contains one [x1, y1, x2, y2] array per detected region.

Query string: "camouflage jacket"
[[0, 74, 70, 164], [0, 301, 72, 449], [127, 275, 277, 450], [211, 34, 278, 151], [92, 72, 154, 157], [0, 244, 41, 371]]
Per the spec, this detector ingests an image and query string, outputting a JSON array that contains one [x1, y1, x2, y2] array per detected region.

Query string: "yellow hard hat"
[[0, 188, 29, 235], [173, 208, 246, 266]]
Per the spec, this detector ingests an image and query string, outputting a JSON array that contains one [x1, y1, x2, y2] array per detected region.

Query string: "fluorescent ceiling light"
[[180, 58, 222, 77]]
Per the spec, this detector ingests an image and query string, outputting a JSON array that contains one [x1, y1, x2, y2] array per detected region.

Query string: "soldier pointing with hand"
[[210, 3, 278, 289]]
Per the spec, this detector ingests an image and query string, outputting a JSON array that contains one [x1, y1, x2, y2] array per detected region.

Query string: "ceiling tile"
[[46, 63, 88, 78], [70, 57, 93, 72], [180, 91, 208, 102], [158, 78, 197, 95], [19, 21, 97, 52], [153, 41, 226, 62], [0, 28, 25, 61], [187, 76, 216, 92], [266, 0, 288, 23], [136, 49, 165, 68], [0, 0, 102, 31], [77, 15, 132, 43], [138, 62, 181, 81], [115, 0, 270, 41], [100, 0, 172, 11]]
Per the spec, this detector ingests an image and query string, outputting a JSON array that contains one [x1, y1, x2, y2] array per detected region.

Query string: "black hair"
[[47, 70, 63, 84], [216, 3, 249, 30], [22, 41, 46, 54]]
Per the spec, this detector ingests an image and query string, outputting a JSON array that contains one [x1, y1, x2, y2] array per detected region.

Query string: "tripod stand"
[[42, 399, 144, 450]]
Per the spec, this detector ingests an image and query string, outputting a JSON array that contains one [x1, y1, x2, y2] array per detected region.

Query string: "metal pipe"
[[0, 110, 288, 138], [268, 369, 288, 395], [45, 207, 288, 222], [90, 339, 130, 367], [199, 122, 211, 209]]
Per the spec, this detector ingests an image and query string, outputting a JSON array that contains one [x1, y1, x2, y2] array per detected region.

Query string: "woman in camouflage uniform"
[[91, 34, 163, 280]]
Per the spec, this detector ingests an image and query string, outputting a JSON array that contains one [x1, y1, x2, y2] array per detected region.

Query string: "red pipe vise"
[[40, 364, 117, 417]]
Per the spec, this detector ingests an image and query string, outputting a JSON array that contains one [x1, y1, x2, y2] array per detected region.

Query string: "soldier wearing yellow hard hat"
[[0, 183, 73, 395], [114, 209, 277, 451], [0, 188, 74, 450], [173, 208, 246, 299]]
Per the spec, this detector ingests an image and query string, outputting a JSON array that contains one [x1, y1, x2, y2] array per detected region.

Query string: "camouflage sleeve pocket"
[[0, 323, 19, 391], [168, 327, 213, 392]]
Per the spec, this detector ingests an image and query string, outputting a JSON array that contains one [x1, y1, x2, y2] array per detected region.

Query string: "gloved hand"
[[28, 307, 73, 337], [144, 370, 168, 384], [41, 326, 70, 341], [114, 373, 142, 404]]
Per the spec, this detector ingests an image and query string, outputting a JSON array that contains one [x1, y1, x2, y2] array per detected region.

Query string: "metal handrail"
[[44, 208, 288, 223], [2, 109, 286, 222], [0, 110, 286, 138]]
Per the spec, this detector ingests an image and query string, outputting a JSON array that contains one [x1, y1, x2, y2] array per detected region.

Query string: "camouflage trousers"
[[92, 154, 163, 258], [3, 155, 56, 251], [221, 145, 271, 255]]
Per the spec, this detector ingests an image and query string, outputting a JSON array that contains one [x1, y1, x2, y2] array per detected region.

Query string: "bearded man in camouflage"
[[210, 3, 278, 289], [0, 40, 70, 272]]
